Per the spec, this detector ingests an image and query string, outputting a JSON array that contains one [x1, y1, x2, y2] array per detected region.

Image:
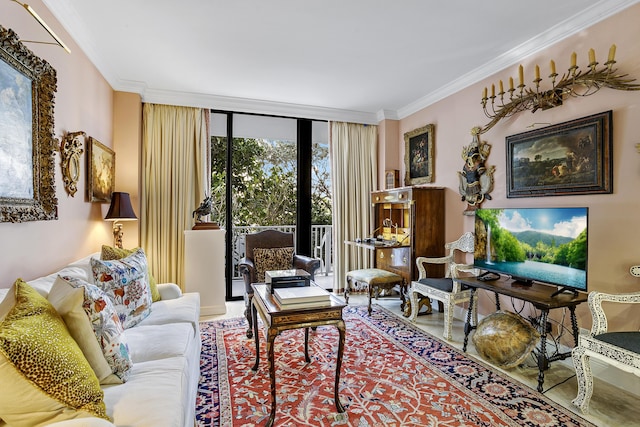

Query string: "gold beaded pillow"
[[0, 279, 109, 426], [101, 245, 161, 302], [253, 247, 295, 282]]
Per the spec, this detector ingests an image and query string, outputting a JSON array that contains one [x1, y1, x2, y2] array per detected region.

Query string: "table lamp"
[[105, 192, 137, 248]]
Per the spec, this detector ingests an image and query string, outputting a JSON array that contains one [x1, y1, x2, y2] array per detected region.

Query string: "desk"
[[456, 277, 588, 392], [251, 284, 347, 427]]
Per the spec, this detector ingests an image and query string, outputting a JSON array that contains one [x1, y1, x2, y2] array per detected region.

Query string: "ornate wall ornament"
[[60, 131, 85, 197], [458, 127, 495, 215], [0, 25, 58, 223]]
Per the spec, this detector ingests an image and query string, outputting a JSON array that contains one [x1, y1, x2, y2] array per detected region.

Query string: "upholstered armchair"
[[238, 229, 320, 338], [407, 232, 478, 340], [572, 290, 640, 414]]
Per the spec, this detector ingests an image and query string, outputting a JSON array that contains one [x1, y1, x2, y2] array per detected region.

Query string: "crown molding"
[[44, 0, 640, 125], [396, 0, 640, 119]]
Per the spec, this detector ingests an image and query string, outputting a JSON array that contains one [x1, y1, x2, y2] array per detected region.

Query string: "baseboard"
[[455, 304, 640, 398], [200, 304, 227, 316]]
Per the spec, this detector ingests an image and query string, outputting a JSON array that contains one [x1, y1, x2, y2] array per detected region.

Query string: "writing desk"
[[455, 276, 588, 392]]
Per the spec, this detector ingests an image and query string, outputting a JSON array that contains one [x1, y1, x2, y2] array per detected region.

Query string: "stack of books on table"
[[273, 286, 331, 309]]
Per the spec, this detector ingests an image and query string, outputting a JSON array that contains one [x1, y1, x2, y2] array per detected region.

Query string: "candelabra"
[[480, 44, 640, 134]]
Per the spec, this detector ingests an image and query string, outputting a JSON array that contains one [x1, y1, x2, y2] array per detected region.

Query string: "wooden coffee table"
[[251, 284, 347, 427]]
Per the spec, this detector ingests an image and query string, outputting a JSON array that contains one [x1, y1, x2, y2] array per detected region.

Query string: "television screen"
[[473, 207, 588, 292]]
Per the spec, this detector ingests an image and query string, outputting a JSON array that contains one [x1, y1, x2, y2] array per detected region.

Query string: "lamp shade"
[[105, 192, 137, 220]]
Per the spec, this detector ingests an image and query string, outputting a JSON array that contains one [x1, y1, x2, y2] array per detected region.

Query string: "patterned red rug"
[[196, 305, 593, 427]]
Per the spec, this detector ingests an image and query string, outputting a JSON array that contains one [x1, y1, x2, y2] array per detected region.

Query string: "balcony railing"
[[231, 225, 333, 279]]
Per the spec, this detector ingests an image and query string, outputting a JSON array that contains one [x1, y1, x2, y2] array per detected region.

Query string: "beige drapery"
[[141, 103, 209, 289], [330, 121, 378, 292]]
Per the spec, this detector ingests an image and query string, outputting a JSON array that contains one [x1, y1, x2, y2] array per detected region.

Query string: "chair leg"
[[443, 299, 454, 340], [368, 283, 374, 315], [571, 346, 593, 414], [244, 293, 254, 339], [344, 277, 351, 303], [409, 290, 420, 322]]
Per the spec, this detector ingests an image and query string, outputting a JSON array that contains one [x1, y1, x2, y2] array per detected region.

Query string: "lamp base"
[[112, 222, 124, 248]]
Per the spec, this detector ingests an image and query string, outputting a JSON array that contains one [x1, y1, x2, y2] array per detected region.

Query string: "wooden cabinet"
[[370, 187, 445, 284]]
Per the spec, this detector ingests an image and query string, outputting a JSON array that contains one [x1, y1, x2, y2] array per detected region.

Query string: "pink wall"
[[381, 4, 640, 332], [0, 1, 114, 287]]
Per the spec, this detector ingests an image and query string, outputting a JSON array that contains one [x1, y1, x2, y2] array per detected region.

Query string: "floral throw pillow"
[[253, 247, 294, 282], [91, 248, 152, 329], [50, 276, 133, 384]]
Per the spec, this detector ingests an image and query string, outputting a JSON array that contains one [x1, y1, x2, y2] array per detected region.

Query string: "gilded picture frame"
[[404, 124, 434, 185], [0, 25, 58, 223], [87, 137, 115, 203], [506, 110, 612, 198]]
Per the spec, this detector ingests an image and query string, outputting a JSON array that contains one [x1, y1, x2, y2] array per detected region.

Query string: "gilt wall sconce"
[[480, 45, 640, 134], [60, 131, 85, 197]]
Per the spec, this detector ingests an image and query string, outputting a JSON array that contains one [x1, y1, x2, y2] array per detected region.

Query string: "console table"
[[456, 277, 588, 392], [251, 284, 347, 427]]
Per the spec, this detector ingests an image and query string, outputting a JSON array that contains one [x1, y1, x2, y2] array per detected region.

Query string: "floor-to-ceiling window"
[[210, 112, 330, 300]]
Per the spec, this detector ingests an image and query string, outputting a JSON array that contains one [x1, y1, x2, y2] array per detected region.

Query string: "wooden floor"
[[211, 282, 639, 427]]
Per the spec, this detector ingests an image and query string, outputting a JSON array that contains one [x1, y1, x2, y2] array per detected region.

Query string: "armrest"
[[415, 255, 452, 279], [157, 283, 183, 300], [238, 257, 256, 289], [588, 291, 640, 335], [293, 254, 321, 279]]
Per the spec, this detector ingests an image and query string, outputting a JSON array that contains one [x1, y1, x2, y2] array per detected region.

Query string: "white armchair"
[[572, 291, 640, 414], [407, 232, 478, 340]]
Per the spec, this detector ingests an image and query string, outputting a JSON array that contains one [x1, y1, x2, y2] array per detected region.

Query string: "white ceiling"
[[43, 0, 639, 124]]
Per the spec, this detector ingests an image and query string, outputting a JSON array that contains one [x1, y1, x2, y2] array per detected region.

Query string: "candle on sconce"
[[608, 44, 616, 62], [589, 48, 596, 64], [509, 77, 514, 91], [518, 65, 524, 86], [571, 52, 577, 67], [491, 84, 495, 97], [483, 87, 487, 99], [535, 65, 540, 80], [499, 80, 504, 94], [550, 60, 556, 75]]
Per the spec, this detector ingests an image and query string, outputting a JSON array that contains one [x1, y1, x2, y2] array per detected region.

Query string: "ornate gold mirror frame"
[[60, 131, 85, 197], [0, 25, 58, 222]]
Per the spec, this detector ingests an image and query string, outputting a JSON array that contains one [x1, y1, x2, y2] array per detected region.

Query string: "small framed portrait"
[[87, 137, 115, 203], [404, 124, 434, 185]]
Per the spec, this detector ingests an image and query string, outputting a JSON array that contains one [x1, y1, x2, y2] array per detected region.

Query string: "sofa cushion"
[[101, 245, 161, 302], [0, 279, 109, 426], [48, 276, 132, 384], [91, 249, 153, 329], [124, 322, 195, 363], [136, 292, 200, 334], [102, 357, 194, 427], [253, 246, 294, 282]]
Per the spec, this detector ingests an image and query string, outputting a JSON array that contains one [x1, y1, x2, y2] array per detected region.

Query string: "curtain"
[[141, 104, 210, 289], [330, 122, 378, 292]]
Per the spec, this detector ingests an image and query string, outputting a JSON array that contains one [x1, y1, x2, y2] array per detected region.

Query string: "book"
[[273, 286, 331, 305], [265, 269, 311, 283], [273, 298, 332, 309]]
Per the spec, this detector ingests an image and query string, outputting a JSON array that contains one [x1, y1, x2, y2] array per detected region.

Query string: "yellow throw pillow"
[[101, 245, 161, 302], [0, 279, 109, 426]]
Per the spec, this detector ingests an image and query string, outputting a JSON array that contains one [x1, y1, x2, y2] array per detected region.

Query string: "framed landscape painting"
[[506, 111, 612, 198]]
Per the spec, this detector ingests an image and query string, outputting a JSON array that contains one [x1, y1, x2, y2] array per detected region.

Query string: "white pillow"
[[91, 248, 153, 329], [48, 276, 132, 384]]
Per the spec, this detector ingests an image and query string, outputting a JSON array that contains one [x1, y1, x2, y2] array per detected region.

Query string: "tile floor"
[[202, 292, 639, 427]]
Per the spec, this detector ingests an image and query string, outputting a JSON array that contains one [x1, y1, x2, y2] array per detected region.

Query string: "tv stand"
[[550, 286, 579, 298], [456, 276, 588, 393]]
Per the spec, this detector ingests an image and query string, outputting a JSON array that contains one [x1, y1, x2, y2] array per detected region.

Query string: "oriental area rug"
[[196, 306, 593, 427]]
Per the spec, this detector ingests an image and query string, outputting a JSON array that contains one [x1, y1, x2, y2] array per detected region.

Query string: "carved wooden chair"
[[407, 232, 478, 340], [237, 230, 320, 338], [572, 290, 640, 414]]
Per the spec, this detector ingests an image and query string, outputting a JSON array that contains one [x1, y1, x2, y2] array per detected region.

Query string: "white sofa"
[[0, 253, 202, 427]]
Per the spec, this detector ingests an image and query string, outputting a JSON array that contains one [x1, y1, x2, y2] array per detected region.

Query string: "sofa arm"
[[293, 254, 321, 280], [238, 257, 256, 292], [46, 418, 116, 427], [157, 283, 183, 300]]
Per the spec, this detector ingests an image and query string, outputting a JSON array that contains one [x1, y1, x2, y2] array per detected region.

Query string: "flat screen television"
[[473, 207, 588, 296]]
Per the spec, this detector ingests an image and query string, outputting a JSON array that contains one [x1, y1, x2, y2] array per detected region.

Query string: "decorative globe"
[[472, 310, 540, 369]]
